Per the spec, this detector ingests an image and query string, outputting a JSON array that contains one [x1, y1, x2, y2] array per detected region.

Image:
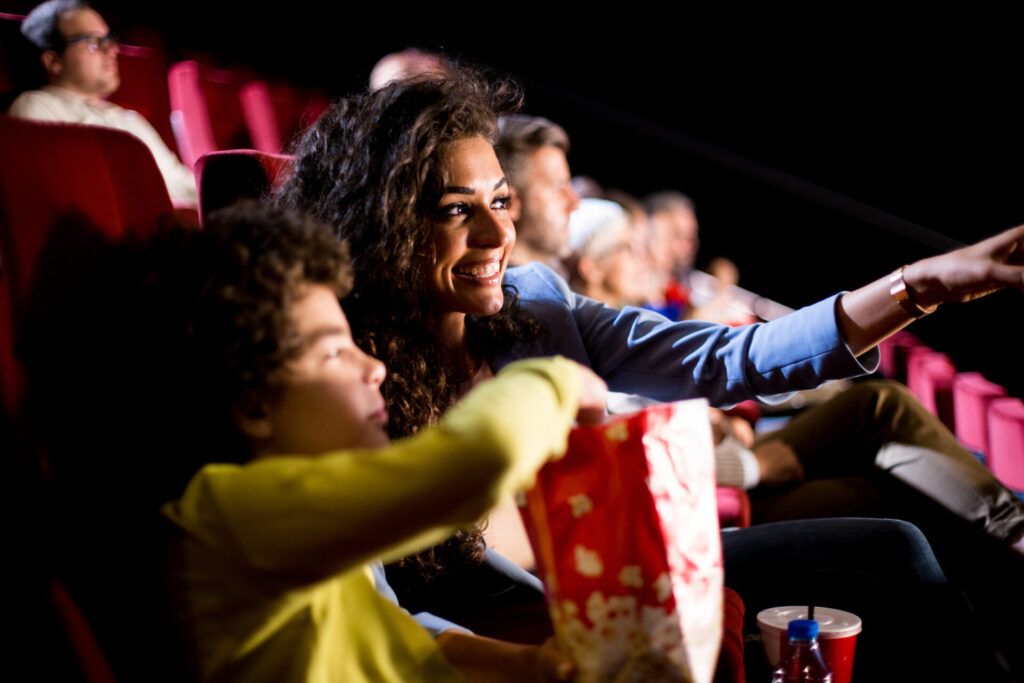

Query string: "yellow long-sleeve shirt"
[[161, 356, 580, 682]]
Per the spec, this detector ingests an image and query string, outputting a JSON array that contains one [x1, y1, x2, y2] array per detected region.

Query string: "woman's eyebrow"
[[442, 178, 508, 195]]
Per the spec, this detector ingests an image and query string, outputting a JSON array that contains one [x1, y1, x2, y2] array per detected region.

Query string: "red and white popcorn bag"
[[519, 399, 722, 683]]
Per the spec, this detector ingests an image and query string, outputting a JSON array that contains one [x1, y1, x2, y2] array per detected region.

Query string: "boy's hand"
[[529, 637, 576, 681], [575, 364, 608, 426], [437, 631, 575, 681]]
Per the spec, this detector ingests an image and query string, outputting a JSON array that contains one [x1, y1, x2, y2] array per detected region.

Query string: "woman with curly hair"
[[278, 68, 1024, 678]]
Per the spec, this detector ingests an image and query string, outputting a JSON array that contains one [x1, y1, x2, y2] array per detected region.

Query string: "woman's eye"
[[440, 203, 468, 217], [325, 347, 342, 360], [492, 195, 511, 210]]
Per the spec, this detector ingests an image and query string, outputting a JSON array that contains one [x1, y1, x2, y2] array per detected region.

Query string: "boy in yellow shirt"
[[74, 202, 605, 681]]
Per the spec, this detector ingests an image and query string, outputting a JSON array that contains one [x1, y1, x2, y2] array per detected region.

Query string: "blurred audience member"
[[8, 0, 197, 205], [495, 114, 580, 277], [645, 190, 752, 324], [565, 198, 648, 308], [369, 47, 445, 90]]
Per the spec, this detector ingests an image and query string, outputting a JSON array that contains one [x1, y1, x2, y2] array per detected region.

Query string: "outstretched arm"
[[838, 225, 1024, 356]]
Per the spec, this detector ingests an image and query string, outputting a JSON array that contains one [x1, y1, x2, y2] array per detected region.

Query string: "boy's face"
[[256, 284, 390, 455]]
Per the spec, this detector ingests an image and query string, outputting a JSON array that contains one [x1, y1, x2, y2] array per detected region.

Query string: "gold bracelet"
[[888, 266, 933, 318]]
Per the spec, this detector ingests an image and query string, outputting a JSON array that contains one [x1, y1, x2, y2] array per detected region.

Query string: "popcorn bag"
[[519, 399, 722, 683]]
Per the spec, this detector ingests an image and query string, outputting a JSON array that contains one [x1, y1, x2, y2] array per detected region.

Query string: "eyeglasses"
[[64, 32, 118, 54]]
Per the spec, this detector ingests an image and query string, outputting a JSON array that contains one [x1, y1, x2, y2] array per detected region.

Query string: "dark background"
[[6, 2, 1023, 394]]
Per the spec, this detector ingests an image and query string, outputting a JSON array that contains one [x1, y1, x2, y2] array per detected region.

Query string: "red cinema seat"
[[167, 60, 251, 168], [716, 486, 752, 529], [194, 149, 294, 223], [987, 398, 1024, 492], [109, 43, 177, 156], [240, 80, 329, 154], [877, 330, 923, 382], [238, 80, 281, 153], [906, 349, 957, 431], [953, 372, 1008, 458], [0, 116, 173, 417]]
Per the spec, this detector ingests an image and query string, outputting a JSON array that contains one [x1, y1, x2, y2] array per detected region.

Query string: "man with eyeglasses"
[[8, 0, 196, 205]]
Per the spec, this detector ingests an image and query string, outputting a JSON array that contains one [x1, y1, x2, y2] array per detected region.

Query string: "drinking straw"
[[808, 605, 815, 620]]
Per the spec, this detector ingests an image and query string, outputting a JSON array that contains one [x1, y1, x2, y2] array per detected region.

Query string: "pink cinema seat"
[[716, 486, 751, 529], [239, 80, 330, 154], [877, 330, 923, 382], [168, 60, 251, 168], [906, 349, 957, 431], [953, 372, 1008, 457], [987, 398, 1024, 491], [238, 80, 281, 153]]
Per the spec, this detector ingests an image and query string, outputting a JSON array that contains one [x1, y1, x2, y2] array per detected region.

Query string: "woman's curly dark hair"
[[277, 69, 538, 440], [276, 68, 541, 583]]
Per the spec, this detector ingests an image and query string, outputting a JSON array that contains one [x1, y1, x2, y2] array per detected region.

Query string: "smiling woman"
[[278, 70, 537, 444]]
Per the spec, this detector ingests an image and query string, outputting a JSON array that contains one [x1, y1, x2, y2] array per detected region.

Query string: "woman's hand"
[[575, 364, 609, 426], [904, 224, 1024, 308], [838, 225, 1024, 356]]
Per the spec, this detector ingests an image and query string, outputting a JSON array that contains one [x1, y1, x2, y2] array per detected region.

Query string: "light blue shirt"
[[497, 262, 879, 407]]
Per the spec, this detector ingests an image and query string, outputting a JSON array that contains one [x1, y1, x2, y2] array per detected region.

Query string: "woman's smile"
[[428, 136, 516, 318]]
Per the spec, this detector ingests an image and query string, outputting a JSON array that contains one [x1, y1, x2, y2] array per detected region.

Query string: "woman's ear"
[[508, 186, 522, 223], [232, 393, 273, 441]]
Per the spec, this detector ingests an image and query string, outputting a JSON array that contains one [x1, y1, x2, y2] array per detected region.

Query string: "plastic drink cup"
[[757, 606, 861, 683]]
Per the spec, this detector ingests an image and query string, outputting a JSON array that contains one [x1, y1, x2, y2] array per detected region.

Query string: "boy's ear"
[[232, 394, 273, 441], [508, 186, 522, 223]]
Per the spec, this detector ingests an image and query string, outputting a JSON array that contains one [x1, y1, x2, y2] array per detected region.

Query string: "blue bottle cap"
[[787, 619, 819, 640]]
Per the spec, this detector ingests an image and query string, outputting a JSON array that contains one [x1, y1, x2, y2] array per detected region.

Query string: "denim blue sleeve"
[[505, 263, 879, 407], [369, 561, 472, 637]]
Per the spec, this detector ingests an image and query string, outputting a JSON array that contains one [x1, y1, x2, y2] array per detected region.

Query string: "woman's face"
[[427, 136, 516, 318]]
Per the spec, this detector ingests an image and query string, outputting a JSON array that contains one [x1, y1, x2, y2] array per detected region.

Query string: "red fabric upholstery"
[[988, 397, 1024, 491], [716, 486, 752, 529], [239, 80, 329, 154], [906, 348, 956, 430], [714, 586, 746, 683], [167, 60, 216, 168], [877, 330, 923, 382], [0, 116, 172, 415], [50, 578, 118, 683], [953, 372, 1008, 456], [167, 60, 251, 168], [194, 149, 295, 223], [238, 80, 281, 153], [109, 43, 177, 155]]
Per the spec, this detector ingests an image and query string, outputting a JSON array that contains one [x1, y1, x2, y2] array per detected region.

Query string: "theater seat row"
[[880, 331, 1024, 493]]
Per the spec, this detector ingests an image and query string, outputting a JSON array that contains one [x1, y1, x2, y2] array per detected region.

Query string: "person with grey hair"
[[495, 114, 580, 274], [8, 0, 196, 205], [368, 48, 445, 91]]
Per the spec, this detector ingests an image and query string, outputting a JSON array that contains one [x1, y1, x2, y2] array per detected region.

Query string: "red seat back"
[[906, 348, 957, 431], [953, 372, 1008, 456], [987, 398, 1024, 491], [109, 43, 177, 156], [194, 149, 294, 223], [0, 116, 173, 415], [168, 60, 251, 168]]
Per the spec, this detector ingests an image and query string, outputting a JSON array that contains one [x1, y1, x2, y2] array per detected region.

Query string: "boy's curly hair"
[[24, 201, 352, 507]]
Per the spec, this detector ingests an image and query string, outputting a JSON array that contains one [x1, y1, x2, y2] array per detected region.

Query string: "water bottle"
[[771, 619, 833, 682]]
